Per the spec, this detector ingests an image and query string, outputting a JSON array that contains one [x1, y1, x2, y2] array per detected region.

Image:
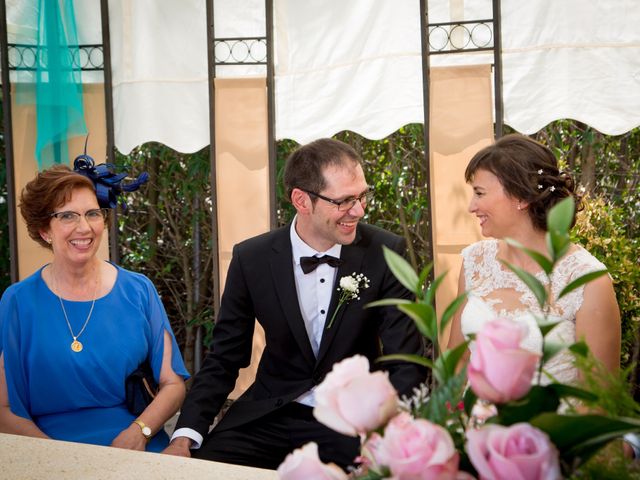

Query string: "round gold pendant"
[[71, 340, 83, 352]]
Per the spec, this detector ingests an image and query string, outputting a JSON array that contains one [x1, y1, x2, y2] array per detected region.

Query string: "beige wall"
[[214, 78, 271, 398], [429, 65, 493, 347], [11, 84, 110, 279]]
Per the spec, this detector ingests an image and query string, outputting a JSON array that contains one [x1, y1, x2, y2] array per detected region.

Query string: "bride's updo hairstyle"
[[465, 134, 582, 232]]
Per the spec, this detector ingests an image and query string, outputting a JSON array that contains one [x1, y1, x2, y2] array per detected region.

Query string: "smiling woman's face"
[[41, 187, 105, 267], [468, 169, 524, 239]]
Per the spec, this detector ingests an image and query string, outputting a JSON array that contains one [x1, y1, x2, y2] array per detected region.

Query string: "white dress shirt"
[[290, 218, 342, 406], [171, 218, 341, 448]]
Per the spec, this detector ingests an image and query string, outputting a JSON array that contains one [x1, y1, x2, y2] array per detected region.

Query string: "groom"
[[163, 138, 426, 469]]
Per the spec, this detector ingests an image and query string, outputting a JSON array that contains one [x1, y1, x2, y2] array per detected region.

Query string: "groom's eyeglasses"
[[302, 188, 373, 212]]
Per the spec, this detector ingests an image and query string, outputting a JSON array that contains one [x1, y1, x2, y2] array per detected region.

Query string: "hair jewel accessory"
[[537, 184, 543, 189], [550, 186, 556, 192], [73, 137, 149, 209], [537, 169, 543, 175]]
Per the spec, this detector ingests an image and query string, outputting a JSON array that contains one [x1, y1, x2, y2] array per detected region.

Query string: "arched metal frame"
[[205, 0, 277, 330], [1, 0, 503, 306], [0, 0, 18, 283], [420, 0, 504, 287], [0, 0, 117, 281], [6, 43, 105, 70], [203, 0, 504, 321]]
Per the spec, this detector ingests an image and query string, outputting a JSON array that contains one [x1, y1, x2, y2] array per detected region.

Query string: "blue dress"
[[0, 263, 190, 452]]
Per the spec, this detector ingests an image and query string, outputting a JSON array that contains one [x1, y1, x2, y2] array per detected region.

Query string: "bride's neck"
[[500, 229, 548, 272]]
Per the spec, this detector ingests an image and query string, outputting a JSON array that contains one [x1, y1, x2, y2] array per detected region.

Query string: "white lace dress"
[[460, 239, 606, 384]]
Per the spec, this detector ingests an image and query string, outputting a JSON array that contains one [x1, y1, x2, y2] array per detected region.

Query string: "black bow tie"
[[300, 255, 343, 274]]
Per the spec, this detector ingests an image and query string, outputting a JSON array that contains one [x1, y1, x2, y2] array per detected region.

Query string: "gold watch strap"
[[132, 419, 152, 440]]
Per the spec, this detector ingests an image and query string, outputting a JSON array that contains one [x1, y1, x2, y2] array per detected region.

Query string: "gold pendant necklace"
[[54, 267, 100, 353]]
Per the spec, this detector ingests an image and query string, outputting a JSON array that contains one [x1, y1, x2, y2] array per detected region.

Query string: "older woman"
[[448, 134, 621, 383], [0, 163, 189, 451]]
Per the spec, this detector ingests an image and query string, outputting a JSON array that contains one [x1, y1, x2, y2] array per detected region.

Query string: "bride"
[[447, 134, 620, 384]]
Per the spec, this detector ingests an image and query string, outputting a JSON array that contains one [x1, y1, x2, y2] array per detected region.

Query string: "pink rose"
[[277, 442, 348, 480], [314, 355, 398, 436], [466, 423, 561, 480], [370, 412, 460, 480], [467, 318, 540, 403]]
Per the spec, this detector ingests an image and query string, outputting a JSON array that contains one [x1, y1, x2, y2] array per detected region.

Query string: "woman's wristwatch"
[[133, 419, 153, 441]]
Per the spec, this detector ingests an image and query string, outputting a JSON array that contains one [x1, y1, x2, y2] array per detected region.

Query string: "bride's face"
[[468, 169, 523, 238]]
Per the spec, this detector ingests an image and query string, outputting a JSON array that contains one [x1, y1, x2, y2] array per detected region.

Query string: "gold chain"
[[54, 266, 100, 353]]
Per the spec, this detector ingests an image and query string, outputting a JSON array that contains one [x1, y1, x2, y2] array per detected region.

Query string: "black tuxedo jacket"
[[175, 223, 426, 438]]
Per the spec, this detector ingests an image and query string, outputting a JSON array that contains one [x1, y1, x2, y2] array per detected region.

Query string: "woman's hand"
[[111, 423, 148, 451], [113, 331, 186, 452]]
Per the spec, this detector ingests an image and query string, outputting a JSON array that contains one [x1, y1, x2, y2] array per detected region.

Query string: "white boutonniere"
[[326, 273, 370, 329]]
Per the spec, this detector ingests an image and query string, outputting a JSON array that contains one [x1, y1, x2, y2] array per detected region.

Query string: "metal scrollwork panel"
[[7, 44, 104, 71]]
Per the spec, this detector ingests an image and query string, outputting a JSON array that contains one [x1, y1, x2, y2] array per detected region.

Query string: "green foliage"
[[573, 352, 640, 419], [115, 143, 215, 372], [570, 441, 640, 479], [572, 195, 640, 367]]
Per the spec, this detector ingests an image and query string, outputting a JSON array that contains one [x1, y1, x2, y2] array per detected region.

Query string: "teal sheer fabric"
[[35, 0, 87, 168]]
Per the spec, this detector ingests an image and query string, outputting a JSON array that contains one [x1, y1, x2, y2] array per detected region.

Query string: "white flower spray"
[[326, 273, 370, 329]]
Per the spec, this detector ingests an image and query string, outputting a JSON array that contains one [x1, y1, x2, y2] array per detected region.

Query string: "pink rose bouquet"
[[466, 423, 561, 480], [278, 199, 640, 479], [277, 442, 348, 480], [365, 412, 460, 479], [467, 318, 540, 403], [313, 355, 398, 437]]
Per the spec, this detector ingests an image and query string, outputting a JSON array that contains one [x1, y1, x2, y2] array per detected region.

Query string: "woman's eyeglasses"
[[49, 208, 109, 225]]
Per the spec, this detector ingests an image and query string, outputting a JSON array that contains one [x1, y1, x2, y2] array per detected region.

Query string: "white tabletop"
[[0, 433, 279, 480]]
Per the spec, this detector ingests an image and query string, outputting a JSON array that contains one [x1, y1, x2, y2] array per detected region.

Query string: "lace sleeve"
[[552, 246, 608, 321], [461, 240, 498, 296]]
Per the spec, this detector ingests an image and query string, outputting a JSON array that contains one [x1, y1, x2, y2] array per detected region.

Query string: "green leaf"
[[501, 260, 547, 308], [383, 246, 420, 295], [558, 270, 608, 299], [398, 303, 437, 341], [568, 340, 590, 357], [376, 353, 433, 369], [530, 413, 640, 468], [546, 229, 570, 261], [417, 263, 434, 294], [492, 386, 560, 425], [463, 384, 477, 417], [505, 238, 554, 275], [440, 292, 468, 334], [546, 383, 598, 402], [416, 373, 467, 426], [542, 341, 566, 364], [435, 341, 469, 380], [547, 197, 575, 235], [366, 298, 413, 308], [425, 270, 447, 306], [537, 318, 562, 337]]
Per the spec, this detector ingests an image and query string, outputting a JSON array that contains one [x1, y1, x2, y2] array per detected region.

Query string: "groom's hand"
[[162, 436, 192, 457]]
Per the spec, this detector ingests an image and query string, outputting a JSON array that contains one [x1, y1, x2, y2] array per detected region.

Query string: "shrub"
[[572, 194, 640, 369]]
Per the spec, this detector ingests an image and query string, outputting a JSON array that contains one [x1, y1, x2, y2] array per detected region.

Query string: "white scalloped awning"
[[6, 0, 640, 153]]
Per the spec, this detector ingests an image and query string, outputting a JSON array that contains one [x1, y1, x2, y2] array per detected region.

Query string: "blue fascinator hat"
[[73, 141, 149, 210]]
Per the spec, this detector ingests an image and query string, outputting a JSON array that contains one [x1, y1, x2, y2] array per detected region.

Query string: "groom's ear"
[[291, 188, 312, 214]]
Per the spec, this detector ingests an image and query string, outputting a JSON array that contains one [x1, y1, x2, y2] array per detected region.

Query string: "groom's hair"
[[284, 138, 363, 202]]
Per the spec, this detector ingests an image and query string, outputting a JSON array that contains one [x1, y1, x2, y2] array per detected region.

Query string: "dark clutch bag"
[[125, 359, 159, 416]]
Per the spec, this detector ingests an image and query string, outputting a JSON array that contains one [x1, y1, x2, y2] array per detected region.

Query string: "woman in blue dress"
[[0, 161, 189, 452]]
